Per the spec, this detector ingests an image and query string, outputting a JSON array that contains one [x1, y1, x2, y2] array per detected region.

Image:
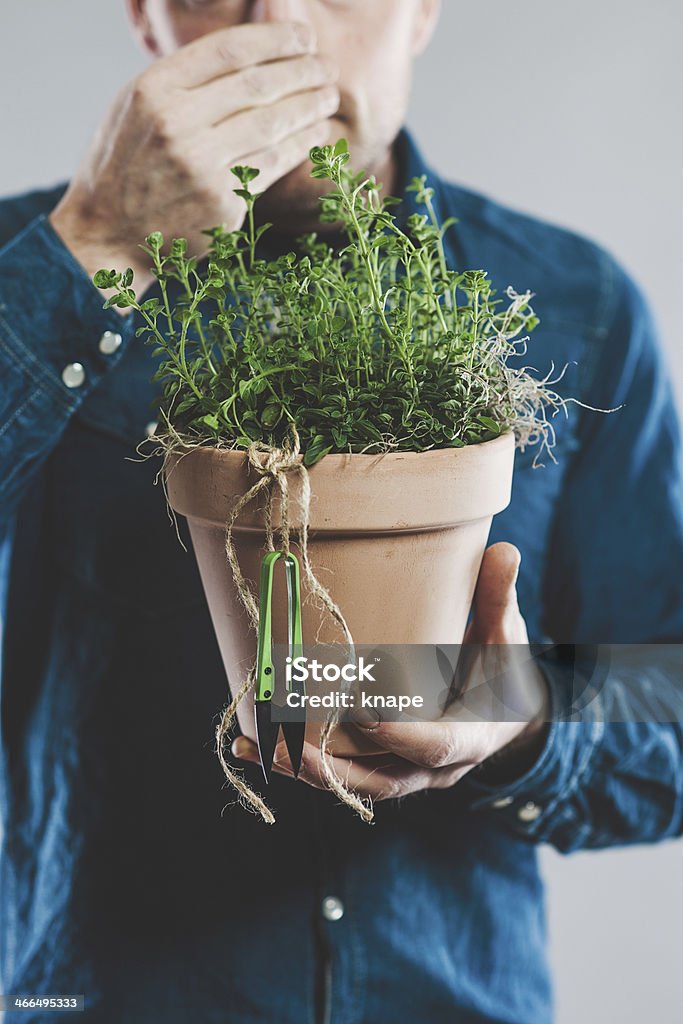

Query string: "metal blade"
[[254, 701, 280, 784], [282, 721, 305, 779]]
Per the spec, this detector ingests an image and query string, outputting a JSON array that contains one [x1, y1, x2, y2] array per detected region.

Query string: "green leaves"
[[146, 231, 164, 251], [309, 140, 351, 181], [260, 402, 283, 429], [94, 138, 552, 464], [93, 269, 120, 289], [170, 238, 188, 258], [303, 435, 334, 467], [231, 165, 260, 185]]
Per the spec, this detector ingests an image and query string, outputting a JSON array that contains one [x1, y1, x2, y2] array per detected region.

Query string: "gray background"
[[1, 1, 682, 1021]]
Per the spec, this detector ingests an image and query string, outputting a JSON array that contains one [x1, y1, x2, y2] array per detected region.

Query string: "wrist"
[[475, 716, 550, 786], [474, 664, 551, 785], [504, 712, 549, 769], [49, 198, 153, 308]]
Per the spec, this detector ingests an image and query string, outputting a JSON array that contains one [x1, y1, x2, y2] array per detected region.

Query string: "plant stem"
[[424, 191, 453, 312]]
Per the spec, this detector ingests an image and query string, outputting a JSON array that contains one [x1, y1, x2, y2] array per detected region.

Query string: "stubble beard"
[[253, 120, 397, 237]]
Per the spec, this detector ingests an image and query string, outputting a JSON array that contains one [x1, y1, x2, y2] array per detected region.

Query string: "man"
[[1, 1, 681, 1021]]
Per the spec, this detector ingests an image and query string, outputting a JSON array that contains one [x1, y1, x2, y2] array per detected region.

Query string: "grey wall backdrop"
[[1, 2, 682, 1022]]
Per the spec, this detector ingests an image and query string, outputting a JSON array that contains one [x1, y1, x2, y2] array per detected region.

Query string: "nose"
[[250, 0, 311, 24]]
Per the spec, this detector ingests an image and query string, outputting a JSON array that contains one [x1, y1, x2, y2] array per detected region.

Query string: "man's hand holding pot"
[[234, 543, 551, 800]]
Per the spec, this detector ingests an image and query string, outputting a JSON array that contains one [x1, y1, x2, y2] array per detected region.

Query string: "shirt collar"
[[391, 128, 466, 269]]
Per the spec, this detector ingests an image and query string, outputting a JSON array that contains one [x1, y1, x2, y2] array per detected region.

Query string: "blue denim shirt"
[[1, 130, 682, 1023]]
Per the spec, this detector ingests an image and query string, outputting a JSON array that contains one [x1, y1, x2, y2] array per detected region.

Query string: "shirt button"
[[492, 796, 514, 809], [145, 420, 158, 438], [98, 330, 122, 355], [61, 362, 86, 389], [321, 896, 344, 922], [518, 801, 542, 823]]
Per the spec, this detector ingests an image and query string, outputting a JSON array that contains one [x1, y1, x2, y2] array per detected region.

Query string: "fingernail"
[[273, 741, 289, 766], [350, 706, 381, 729], [232, 737, 254, 760], [273, 746, 295, 776]]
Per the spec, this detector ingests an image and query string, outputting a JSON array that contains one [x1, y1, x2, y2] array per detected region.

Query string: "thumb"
[[470, 542, 522, 642]]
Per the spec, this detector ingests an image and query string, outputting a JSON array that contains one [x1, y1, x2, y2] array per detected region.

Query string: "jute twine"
[[214, 424, 374, 825]]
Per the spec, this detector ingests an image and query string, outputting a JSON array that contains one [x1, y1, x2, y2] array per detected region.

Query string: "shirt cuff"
[[0, 213, 135, 410], [461, 647, 605, 842]]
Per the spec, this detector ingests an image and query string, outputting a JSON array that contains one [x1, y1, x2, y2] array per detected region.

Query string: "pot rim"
[[163, 431, 516, 535], [165, 429, 515, 467]]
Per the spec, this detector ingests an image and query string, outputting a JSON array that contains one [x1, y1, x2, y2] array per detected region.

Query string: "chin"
[[255, 119, 390, 235], [256, 160, 333, 230]]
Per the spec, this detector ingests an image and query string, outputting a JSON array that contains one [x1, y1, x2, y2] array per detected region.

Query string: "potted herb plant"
[[96, 141, 564, 823]]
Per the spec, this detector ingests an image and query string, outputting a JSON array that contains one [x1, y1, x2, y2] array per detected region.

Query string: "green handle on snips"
[[255, 550, 303, 703]]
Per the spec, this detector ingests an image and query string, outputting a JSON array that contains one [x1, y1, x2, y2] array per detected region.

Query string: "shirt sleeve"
[[462, 253, 683, 852], [0, 212, 134, 523]]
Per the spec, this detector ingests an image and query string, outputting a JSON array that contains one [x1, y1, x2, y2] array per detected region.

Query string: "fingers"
[[306, 748, 468, 802], [232, 736, 472, 801], [347, 718, 488, 769], [233, 723, 472, 774], [476, 542, 521, 610], [198, 54, 338, 127], [156, 22, 316, 89], [232, 119, 334, 192], [208, 83, 339, 160], [470, 542, 527, 643]]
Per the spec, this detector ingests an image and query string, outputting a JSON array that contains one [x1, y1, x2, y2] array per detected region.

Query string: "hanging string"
[[211, 424, 373, 824]]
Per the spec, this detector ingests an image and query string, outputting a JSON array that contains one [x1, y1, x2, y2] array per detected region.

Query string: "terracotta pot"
[[164, 432, 515, 757]]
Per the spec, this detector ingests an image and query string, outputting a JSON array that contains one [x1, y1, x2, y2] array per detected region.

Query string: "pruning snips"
[[254, 551, 306, 782]]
